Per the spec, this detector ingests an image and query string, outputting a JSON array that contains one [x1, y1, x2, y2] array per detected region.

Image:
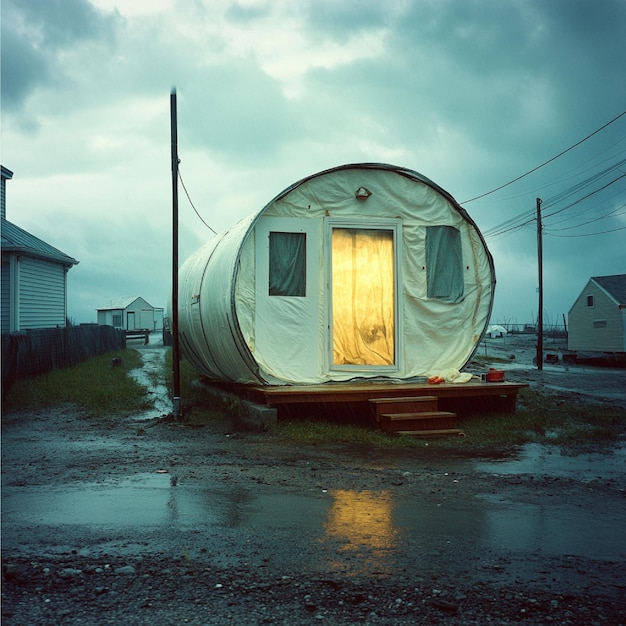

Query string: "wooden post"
[[536, 197, 543, 371], [170, 88, 181, 416]]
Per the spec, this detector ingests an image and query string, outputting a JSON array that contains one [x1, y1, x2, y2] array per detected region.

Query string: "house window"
[[112, 313, 122, 327], [425, 226, 464, 303], [586, 295, 594, 307], [593, 319, 607, 329], [268, 231, 306, 296]]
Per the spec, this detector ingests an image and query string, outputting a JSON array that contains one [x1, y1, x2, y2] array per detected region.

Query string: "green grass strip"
[[4, 349, 152, 417]]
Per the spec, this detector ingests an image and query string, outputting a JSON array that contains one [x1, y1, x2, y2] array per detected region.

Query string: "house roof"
[[592, 274, 626, 305], [1, 218, 78, 267], [97, 296, 153, 311]]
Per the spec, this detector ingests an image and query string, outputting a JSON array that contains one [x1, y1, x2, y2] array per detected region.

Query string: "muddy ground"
[[2, 335, 625, 625]]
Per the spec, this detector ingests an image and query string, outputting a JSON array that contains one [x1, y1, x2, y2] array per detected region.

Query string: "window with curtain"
[[332, 228, 395, 366], [425, 225, 464, 303], [269, 231, 306, 296]]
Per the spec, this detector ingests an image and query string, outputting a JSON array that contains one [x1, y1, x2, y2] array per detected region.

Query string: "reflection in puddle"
[[478, 496, 626, 559], [323, 490, 397, 573], [4, 475, 625, 574]]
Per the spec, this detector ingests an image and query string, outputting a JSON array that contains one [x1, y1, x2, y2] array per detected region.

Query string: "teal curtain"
[[269, 231, 306, 296], [426, 226, 464, 303]]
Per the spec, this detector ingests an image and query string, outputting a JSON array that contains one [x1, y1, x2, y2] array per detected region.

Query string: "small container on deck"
[[486, 369, 505, 382]]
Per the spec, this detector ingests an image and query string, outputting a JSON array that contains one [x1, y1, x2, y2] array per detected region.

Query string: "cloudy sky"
[[2, 0, 625, 328]]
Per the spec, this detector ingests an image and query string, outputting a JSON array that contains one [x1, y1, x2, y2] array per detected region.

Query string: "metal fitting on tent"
[[355, 186, 372, 200]]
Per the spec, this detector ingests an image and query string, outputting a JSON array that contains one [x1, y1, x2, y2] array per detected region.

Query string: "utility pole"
[[170, 88, 181, 416], [536, 197, 543, 371]]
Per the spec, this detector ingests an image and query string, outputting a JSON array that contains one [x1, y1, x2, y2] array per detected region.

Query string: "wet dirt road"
[[2, 339, 626, 625]]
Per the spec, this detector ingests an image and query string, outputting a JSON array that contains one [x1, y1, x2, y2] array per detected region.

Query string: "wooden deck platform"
[[225, 379, 529, 419], [247, 380, 526, 411], [199, 378, 529, 435]]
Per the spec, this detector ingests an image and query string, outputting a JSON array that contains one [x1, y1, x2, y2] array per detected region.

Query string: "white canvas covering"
[[176, 163, 495, 385]]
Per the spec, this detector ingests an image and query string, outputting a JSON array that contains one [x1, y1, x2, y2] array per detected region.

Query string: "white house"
[[175, 163, 495, 385], [1, 166, 79, 334], [568, 274, 626, 353], [97, 296, 163, 331]]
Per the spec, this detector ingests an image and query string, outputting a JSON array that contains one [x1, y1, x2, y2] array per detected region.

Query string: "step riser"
[[381, 417, 457, 433], [396, 429, 464, 437], [374, 400, 439, 416], [382, 411, 456, 421], [369, 396, 439, 421], [380, 410, 457, 434]]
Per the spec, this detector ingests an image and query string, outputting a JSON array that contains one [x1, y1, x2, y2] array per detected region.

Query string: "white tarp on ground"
[[176, 164, 495, 385], [486, 324, 508, 338]]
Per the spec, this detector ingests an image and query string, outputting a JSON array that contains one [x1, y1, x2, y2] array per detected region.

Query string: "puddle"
[[4, 472, 625, 572], [475, 442, 626, 480], [128, 341, 171, 418], [477, 495, 626, 559]]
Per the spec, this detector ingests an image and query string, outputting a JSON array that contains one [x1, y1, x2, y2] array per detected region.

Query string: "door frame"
[[324, 217, 403, 374], [253, 216, 322, 381]]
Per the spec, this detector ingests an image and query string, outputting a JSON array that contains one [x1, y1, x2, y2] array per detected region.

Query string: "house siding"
[[18, 256, 67, 329], [124, 299, 151, 330], [1, 258, 11, 333], [97, 310, 114, 327], [568, 280, 625, 352], [140, 309, 155, 329], [1, 178, 6, 220]]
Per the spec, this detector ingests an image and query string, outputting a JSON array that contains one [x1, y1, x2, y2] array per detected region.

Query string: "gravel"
[[2, 337, 625, 625]]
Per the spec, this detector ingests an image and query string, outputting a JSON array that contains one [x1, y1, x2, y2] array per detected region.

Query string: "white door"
[[254, 217, 321, 382]]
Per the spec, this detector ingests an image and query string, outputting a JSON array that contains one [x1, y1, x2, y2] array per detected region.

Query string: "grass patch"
[[453, 388, 625, 452], [269, 389, 624, 452], [169, 353, 625, 452], [276, 420, 413, 448], [4, 349, 152, 417]]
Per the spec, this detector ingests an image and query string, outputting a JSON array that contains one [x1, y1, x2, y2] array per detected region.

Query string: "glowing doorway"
[[330, 225, 398, 368]]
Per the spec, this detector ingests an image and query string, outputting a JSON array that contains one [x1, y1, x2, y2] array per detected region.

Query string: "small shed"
[[97, 297, 163, 331], [1, 165, 79, 333], [568, 274, 626, 353], [176, 163, 495, 385]]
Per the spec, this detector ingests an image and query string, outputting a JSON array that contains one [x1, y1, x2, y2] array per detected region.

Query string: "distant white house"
[[97, 296, 164, 331], [1, 165, 79, 333], [568, 274, 626, 353]]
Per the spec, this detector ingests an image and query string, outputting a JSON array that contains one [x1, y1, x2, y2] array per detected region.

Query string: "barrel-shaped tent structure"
[[176, 163, 495, 385]]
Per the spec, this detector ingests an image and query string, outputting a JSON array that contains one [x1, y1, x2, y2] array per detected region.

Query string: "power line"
[[482, 162, 626, 240], [482, 210, 535, 239], [462, 109, 626, 204], [541, 158, 626, 209], [547, 194, 626, 227], [178, 167, 218, 235], [545, 206, 626, 233], [541, 172, 626, 220], [546, 224, 626, 238]]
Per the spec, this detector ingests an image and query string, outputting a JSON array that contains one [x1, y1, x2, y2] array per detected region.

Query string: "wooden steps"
[[381, 411, 458, 432], [396, 429, 464, 437], [369, 396, 463, 438], [369, 396, 438, 422]]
